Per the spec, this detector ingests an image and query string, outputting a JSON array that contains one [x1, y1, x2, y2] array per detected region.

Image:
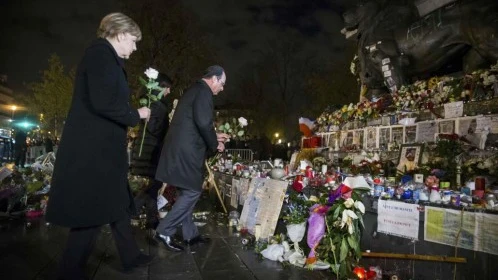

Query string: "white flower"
[[341, 209, 359, 234], [344, 198, 354, 208], [144, 67, 159, 79], [238, 117, 248, 127], [354, 201, 365, 214]]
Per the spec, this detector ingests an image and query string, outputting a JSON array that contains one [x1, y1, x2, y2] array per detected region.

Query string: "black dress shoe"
[[184, 235, 211, 246], [155, 233, 184, 252], [123, 253, 154, 273]]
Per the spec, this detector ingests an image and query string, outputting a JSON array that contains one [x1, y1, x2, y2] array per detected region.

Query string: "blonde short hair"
[[97, 12, 142, 40]]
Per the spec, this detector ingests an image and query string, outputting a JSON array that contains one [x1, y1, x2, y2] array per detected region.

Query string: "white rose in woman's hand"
[[238, 117, 248, 127], [144, 67, 159, 79]]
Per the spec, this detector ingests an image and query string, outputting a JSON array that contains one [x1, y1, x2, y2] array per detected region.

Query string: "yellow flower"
[[428, 77, 439, 90]]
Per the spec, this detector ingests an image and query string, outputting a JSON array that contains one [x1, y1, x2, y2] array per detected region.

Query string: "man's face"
[[162, 87, 171, 96], [115, 33, 138, 59], [212, 73, 226, 95]]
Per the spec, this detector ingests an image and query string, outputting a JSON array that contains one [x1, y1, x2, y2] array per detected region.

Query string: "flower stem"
[[138, 97, 151, 157], [325, 218, 339, 280]]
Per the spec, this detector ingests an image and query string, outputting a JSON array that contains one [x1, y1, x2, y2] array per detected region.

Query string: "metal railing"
[[222, 149, 253, 162]]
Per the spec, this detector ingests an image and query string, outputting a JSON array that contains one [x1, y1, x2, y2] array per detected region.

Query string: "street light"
[[274, 133, 279, 138], [11, 105, 17, 119]]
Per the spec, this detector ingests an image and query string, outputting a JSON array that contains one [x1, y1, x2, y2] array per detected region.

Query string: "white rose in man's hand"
[[144, 67, 159, 79], [238, 117, 248, 127]]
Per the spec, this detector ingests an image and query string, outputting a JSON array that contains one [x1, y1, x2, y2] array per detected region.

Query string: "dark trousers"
[[57, 217, 141, 280], [14, 147, 26, 167], [134, 179, 163, 226], [156, 187, 201, 240]]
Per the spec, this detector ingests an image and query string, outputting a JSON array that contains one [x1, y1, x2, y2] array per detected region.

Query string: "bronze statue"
[[343, 0, 498, 101]]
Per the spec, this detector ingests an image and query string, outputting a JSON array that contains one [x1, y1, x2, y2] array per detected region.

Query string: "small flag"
[[299, 117, 315, 137]]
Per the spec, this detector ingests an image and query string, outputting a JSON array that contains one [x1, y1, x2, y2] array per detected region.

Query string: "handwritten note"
[[416, 122, 437, 142], [444, 101, 463, 119], [239, 178, 288, 238]]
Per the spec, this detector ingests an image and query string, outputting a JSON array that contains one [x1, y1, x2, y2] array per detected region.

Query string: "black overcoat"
[[155, 80, 218, 190], [46, 39, 140, 228], [130, 97, 172, 177]]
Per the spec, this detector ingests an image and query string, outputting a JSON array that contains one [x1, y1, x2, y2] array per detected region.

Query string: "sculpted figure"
[[343, 0, 498, 100]]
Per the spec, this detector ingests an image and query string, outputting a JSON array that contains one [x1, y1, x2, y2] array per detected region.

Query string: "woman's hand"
[[137, 107, 151, 120]]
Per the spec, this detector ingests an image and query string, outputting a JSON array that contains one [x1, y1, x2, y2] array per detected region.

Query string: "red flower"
[[292, 181, 304, 193]]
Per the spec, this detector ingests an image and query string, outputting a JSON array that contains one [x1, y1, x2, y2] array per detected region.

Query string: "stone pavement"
[[0, 210, 332, 280]]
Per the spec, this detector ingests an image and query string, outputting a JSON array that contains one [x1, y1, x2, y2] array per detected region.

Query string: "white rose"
[[144, 67, 159, 79], [354, 200, 365, 214], [238, 117, 248, 127], [344, 198, 354, 208]]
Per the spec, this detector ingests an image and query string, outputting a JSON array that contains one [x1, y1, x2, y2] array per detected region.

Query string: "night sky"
[[0, 0, 355, 99]]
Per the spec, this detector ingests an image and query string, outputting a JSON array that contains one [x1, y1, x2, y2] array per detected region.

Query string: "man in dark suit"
[[154, 65, 229, 252], [45, 13, 152, 279], [130, 73, 173, 229]]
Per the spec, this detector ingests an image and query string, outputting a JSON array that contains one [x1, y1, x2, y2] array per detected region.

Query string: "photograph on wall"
[[354, 130, 364, 149], [404, 125, 417, 143], [397, 144, 423, 172], [339, 130, 353, 148], [327, 132, 339, 151], [392, 126, 404, 145], [365, 127, 378, 150], [379, 127, 391, 150], [343, 131, 354, 148]]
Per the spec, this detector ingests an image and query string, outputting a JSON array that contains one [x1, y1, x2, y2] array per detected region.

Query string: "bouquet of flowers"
[[137, 67, 165, 156], [217, 117, 248, 140], [316, 185, 368, 279]]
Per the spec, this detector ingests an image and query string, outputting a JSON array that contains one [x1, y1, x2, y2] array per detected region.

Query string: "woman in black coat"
[[130, 73, 173, 227], [45, 13, 152, 278]]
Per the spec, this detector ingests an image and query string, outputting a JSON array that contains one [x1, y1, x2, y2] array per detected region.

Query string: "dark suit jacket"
[[155, 80, 218, 190], [46, 38, 140, 228]]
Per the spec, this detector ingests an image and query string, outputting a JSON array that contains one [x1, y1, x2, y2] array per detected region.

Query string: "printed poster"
[[424, 206, 498, 255]]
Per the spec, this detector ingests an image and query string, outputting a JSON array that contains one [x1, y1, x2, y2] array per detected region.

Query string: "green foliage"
[[26, 181, 44, 194], [25, 54, 74, 136]]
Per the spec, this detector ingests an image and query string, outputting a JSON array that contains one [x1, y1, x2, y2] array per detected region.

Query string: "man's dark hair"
[[202, 65, 224, 79], [141, 72, 172, 98], [157, 72, 173, 88]]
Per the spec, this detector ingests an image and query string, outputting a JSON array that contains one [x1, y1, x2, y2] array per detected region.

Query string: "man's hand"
[[216, 133, 230, 143], [217, 142, 225, 152]]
